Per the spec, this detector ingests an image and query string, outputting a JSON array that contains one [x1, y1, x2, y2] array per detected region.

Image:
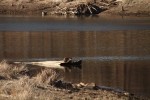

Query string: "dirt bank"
[[0, 60, 149, 100], [105, 0, 150, 16], [0, 0, 149, 16], [0, 0, 109, 16], [0, 0, 58, 15]]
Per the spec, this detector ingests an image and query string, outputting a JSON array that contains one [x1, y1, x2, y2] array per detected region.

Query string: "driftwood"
[[50, 2, 108, 16], [45, 0, 123, 16], [76, 3, 105, 15]]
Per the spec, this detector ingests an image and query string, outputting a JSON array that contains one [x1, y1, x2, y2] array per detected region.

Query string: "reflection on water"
[[0, 16, 150, 31], [0, 30, 150, 59], [0, 30, 150, 97], [64, 61, 150, 98]]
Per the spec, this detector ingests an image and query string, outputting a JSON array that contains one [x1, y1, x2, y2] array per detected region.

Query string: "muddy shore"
[[0, 0, 149, 16]]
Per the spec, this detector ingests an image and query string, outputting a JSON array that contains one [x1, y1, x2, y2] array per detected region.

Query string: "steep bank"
[[0, 0, 110, 16], [0, 0, 149, 16]]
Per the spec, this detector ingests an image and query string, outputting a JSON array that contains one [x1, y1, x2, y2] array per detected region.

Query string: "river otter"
[[63, 57, 72, 63], [60, 57, 82, 69]]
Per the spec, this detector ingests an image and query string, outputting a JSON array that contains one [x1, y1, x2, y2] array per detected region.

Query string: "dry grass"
[[0, 76, 34, 100], [0, 60, 148, 100], [0, 60, 62, 100], [0, 60, 28, 79], [35, 69, 61, 85]]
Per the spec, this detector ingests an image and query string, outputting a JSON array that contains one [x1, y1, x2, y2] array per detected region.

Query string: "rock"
[[124, 92, 129, 96], [53, 80, 73, 90], [76, 82, 87, 88]]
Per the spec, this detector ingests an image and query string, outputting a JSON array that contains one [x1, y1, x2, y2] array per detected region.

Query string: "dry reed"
[[35, 68, 61, 85], [0, 60, 61, 99], [0, 60, 28, 79]]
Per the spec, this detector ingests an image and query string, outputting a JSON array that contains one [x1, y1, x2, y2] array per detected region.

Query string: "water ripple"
[[11, 56, 150, 62], [75, 56, 150, 61]]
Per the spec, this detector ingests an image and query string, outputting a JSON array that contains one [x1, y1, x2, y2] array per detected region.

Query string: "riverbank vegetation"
[[0, 60, 149, 100], [0, 0, 149, 16]]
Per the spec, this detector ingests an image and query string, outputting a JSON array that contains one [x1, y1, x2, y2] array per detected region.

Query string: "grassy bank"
[[0, 60, 149, 100]]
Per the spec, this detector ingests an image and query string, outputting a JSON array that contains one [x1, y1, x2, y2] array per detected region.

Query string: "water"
[[0, 15, 150, 31], [0, 15, 150, 97]]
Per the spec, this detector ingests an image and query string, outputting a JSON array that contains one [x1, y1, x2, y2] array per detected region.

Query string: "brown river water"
[[0, 15, 150, 97]]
